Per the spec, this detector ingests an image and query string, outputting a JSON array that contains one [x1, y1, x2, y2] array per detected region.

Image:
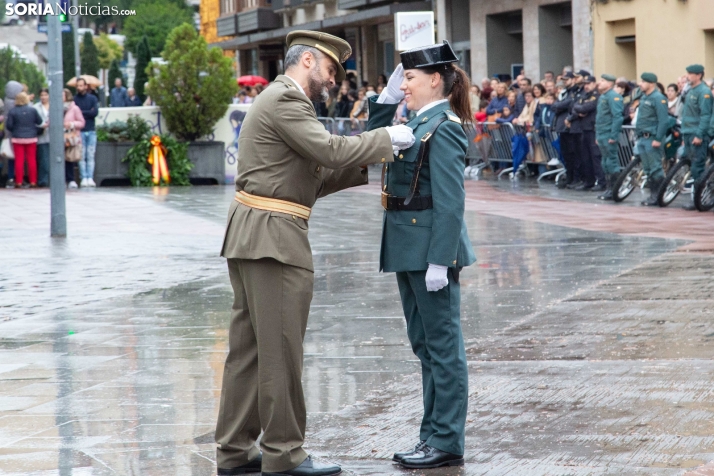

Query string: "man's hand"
[[425, 264, 449, 292], [564, 119, 571, 128], [608, 139, 616, 144], [377, 64, 405, 105], [386, 125, 415, 150], [693, 137, 703, 146], [652, 140, 661, 148]]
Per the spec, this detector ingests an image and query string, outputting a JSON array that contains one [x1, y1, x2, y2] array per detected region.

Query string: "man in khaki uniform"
[[215, 31, 415, 476]]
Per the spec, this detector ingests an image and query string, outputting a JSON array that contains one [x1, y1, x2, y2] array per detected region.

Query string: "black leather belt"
[[383, 195, 433, 211]]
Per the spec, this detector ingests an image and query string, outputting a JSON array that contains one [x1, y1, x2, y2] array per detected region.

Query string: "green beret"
[[640, 72, 657, 83], [686, 64, 705, 74], [286, 30, 352, 83], [601, 74, 617, 82]]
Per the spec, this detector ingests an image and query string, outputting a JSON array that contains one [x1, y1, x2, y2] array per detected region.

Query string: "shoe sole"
[[400, 458, 465, 469], [217, 469, 260, 475]]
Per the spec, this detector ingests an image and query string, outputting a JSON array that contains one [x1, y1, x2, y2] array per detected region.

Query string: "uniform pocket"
[[308, 160, 322, 179], [391, 209, 433, 227], [270, 211, 308, 230]]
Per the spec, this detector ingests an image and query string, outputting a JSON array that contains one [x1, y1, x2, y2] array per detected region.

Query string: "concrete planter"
[[94, 140, 225, 186]]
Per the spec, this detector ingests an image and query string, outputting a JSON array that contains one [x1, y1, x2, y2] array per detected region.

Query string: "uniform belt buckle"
[[381, 192, 389, 210]]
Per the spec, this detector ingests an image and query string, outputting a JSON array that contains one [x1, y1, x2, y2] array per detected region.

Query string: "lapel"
[[407, 101, 451, 132]]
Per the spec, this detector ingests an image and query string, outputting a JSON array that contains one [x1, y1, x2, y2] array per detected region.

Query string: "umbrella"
[[237, 75, 268, 87], [66, 75, 101, 89]]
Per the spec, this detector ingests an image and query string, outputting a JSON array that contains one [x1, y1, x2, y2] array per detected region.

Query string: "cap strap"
[[314, 43, 340, 65]]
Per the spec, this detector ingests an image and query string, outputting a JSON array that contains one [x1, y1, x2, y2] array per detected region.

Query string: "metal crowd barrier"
[[318, 116, 638, 184], [318, 117, 368, 135]]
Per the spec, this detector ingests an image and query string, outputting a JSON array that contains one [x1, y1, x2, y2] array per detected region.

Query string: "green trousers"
[[396, 270, 468, 456], [597, 135, 621, 175], [636, 137, 665, 181], [216, 258, 313, 472], [683, 134, 710, 181]]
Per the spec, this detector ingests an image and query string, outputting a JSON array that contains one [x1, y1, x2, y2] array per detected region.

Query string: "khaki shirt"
[[221, 75, 394, 271]]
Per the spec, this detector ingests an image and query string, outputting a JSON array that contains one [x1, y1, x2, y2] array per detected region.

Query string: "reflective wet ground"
[[1, 172, 713, 475]]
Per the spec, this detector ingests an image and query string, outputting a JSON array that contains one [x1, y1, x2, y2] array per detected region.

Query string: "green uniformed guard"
[[215, 31, 416, 476], [635, 72, 669, 206], [366, 41, 476, 470], [680, 64, 713, 210], [595, 74, 624, 200]]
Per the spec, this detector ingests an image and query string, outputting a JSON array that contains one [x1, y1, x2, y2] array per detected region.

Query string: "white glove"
[[386, 124, 415, 150], [425, 264, 449, 292], [377, 64, 405, 104]]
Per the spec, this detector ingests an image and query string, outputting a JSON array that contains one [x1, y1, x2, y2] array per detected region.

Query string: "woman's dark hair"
[[667, 83, 679, 93], [616, 81, 631, 96], [420, 63, 473, 128], [532, 83, 546, 97], [39, 88, 49, 95], [656, 82, 665, 94]]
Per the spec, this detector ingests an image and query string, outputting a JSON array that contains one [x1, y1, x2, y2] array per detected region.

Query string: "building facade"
[[204, 0, 592, 84], [592, 0, 714, 84]]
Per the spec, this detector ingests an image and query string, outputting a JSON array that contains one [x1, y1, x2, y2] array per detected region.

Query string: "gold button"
[[399, 154, 404, 159], [292, 215, 297, 220], [381, 158, 386, 162], [411, 218, 416, 224], [453, 260, 457, 265], [315, 166, 320, 172], [422, 117, 428, 122]]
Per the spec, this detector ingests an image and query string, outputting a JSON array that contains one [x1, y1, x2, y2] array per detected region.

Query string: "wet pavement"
[[0, 171, 713, 475]]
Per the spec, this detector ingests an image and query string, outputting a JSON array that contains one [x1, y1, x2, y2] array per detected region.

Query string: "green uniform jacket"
[[221, 75, 395, 272], [636, 89, 669, 142], [367, 97, 476, 272], [681, 82, 713, 139], [595, 88, 624, 141]]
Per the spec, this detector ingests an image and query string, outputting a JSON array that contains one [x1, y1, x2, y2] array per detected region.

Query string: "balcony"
[[237, 7, 281, 33], [216, 14, 239, 37]]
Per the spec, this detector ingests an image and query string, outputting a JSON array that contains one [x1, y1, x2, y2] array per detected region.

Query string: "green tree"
[[94, 33, 123, 70], [123, 0, 192, 57], [83, 0, 133, 32], [133, 36, 151, 102], [149, 24, 237, 141], [0, 0, 5, 24], [62, 29, 77, 87], [80, 32, 100, 77], [0, 47, 46, 96]]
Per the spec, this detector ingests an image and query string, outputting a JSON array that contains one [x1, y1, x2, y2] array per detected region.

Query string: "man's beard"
[[307, 64, 330, 102]]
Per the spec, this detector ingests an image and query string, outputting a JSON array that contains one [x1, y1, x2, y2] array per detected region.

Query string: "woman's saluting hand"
[[377, 64, 405, 105]]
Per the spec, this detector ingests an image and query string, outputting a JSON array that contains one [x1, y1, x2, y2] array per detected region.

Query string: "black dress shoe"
[[393, 440, 426, 463], [591, 182, 606, 192], [574, 182, 594, 191], [262, 456, 341, 476], [566, 180, 583, 190], [217, 453, 262, 475], [400, 445, 464, 469]]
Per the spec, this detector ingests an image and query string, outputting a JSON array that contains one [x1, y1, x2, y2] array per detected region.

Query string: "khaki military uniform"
[[216, 75, 394, 472]]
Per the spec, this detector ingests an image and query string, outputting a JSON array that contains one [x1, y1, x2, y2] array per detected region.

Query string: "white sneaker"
[[547, 158, 560, 167], [80, 178, 88, 187], [88, 178, 96, 187], [464, 166, 472, 178], [68, 181, 78, 189]]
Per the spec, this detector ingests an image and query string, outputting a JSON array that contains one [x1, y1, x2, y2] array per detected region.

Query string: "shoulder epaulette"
[[445, 112, 461, 124]]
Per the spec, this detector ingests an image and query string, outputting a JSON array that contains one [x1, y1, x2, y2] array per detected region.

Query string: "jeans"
[[79, 131, 97, 180], [37, 143, 50, 186]]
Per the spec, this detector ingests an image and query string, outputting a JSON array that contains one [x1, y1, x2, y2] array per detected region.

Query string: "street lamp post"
[[48, 12, 68, 237]]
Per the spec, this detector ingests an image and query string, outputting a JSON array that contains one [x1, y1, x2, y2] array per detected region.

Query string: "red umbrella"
[[237, 75, 269, 87]]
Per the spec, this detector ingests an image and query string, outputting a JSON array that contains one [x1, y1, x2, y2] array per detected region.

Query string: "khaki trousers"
[[216, 258, 313, 472]]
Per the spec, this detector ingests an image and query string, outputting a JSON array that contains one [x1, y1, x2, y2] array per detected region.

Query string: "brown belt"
[[234, 190, 311, 220]]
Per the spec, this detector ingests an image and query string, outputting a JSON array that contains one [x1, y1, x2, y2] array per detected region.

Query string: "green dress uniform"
[[595, 87, 624, 175], [681, 82, 713, 181], [635, 88, 669, 183], [216, 32, 396, 475], [367, 94, 476, 457]]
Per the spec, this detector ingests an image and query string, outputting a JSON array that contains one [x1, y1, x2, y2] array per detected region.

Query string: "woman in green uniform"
[[367, 41, 476, 469]]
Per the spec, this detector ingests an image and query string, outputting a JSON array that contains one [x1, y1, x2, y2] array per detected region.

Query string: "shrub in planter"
[[97, 116, 152, 143], [148, 24, 237, 141]]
